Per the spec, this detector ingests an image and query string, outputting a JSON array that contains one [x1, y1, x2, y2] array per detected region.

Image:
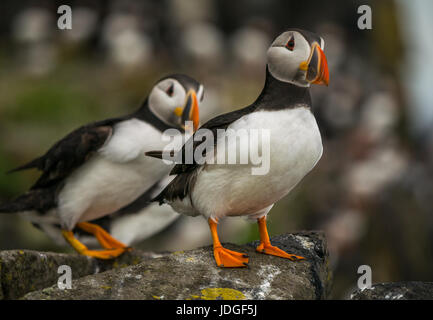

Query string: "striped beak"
[[300, 43, 329, 86], [174, 90, 200, 132]]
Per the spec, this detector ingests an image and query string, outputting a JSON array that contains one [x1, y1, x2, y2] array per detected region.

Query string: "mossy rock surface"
[[0, 249, 155, 299], [1, 232, 332, 300], [350, 282, 433, 300]]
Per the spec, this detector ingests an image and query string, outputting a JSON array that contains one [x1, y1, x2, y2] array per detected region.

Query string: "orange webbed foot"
[[256, 242, 305, 261], [80, 247, 130, 260], [62, 230, 130, 260], [213, 245, 249, 268], [76, 222, 130, 250]]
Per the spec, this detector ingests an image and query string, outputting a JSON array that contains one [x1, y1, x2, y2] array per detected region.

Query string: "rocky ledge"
[[1, 231, 331, 300], [350, 282, 433, 300], [0, 247, 156, 299]]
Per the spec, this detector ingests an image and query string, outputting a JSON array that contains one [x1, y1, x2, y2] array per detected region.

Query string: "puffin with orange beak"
[[0, 74, 203, 259], [147, 29, 329, 267]]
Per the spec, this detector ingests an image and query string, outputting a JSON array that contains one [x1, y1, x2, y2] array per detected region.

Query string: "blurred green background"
[[1, 0, 433, 299]]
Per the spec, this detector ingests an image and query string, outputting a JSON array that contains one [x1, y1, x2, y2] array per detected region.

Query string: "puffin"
[[43, 173, 180, 248], [0, 74, 203, 259], [146, 29, 329, 267]]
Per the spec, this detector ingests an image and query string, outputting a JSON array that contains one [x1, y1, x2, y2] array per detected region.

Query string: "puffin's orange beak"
[[300, 43, 329, 86], [190, 91, 200, 131], [179, 90, 200, 132]]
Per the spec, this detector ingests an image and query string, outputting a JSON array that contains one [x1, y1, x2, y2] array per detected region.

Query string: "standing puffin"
[[147, 29, 329, 267], [0, 74, 203, 259]]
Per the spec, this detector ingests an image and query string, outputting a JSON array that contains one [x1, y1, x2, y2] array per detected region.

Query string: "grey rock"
[[350, 282, 433, 300], [0, 249, 156, 299], [22, 231, 331, 300]]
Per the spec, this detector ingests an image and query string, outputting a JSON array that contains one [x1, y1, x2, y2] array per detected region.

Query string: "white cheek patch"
[[266, 33, 312, 86], [148, 79, 186, 125], [267, 46, 300, 83], [267, 47, 310, 87]]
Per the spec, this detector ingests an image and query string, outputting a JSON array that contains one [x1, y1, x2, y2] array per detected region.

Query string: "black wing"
[[9, 118, 123, 190], [152, 104, 257, 203], [169, 104, 257, 175]]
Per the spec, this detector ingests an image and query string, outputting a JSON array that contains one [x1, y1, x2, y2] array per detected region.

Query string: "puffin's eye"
[[285, 36, 295, 51], [166, 84, 174, 96]]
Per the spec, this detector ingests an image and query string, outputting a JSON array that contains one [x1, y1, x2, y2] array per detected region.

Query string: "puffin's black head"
[[266, 29, 329, 87], [147, 74, 204, 132]]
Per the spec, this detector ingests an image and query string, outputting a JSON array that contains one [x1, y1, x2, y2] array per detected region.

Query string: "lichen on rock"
[[1, 232, 331, 300], [350, 282, 433, 300]]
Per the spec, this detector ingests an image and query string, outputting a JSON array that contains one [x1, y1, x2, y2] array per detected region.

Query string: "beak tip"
[[308, 43, 329, 87], [180, 90, 200, 131]]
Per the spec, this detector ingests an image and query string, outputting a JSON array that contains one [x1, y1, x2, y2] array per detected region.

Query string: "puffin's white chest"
[[266, 107, 323, 180], [57, 119, 181, 229], [190, 107, 323, 219]]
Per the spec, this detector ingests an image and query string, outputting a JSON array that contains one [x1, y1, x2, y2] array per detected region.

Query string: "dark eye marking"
[[166, 84, 174, 96], [285, 36, 295, 51]]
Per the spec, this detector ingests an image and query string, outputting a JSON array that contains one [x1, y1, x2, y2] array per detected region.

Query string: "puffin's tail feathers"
[[0, 188, 56, 214], [145, 150, 177, 161], [0, 198, 32, 213], [145, 150, 163, 159], [7, 157, 42, 174]]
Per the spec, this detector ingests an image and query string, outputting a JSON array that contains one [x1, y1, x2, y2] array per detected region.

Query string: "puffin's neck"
[[254, 67, 312, 111], [132, 99, 180, 132]]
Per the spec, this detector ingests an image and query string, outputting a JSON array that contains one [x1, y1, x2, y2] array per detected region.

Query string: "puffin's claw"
[[62, 229, 130, 260], [79, 247, 129, 260], [214, 246, 249, 268], [76, 222, 129, 250], [256, 242, 305, 261]]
